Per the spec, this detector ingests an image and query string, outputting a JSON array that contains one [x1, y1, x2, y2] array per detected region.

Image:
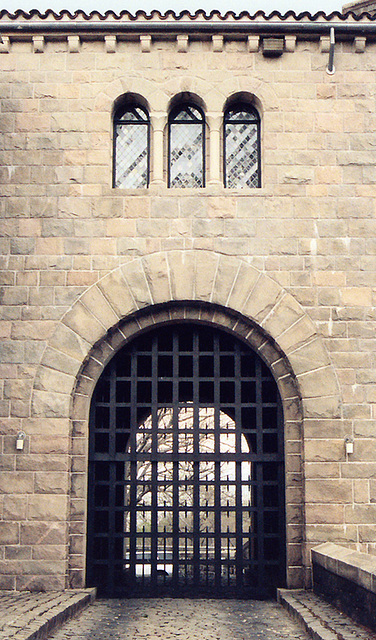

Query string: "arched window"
[[224, 104, 261, 188], [113, 102, 149, 188], [168, 104, 205, 188]]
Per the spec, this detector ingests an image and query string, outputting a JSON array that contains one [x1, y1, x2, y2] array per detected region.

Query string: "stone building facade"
[[344, 0, 376, 14], [1, 5, 376, 595]]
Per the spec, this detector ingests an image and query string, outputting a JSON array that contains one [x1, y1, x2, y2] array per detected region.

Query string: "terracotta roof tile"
[[0, 8, 375, 22]]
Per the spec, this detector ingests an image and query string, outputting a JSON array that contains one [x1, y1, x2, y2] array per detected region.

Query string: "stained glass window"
[[168, 104, 205, 188], [224, 105, 261, 189], [113, 104, 149, 189]]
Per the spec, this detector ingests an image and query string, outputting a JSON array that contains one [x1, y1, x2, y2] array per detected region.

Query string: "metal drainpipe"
[[327, 26, 336, 74]]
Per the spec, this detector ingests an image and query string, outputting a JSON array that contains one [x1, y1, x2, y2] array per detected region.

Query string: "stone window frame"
[[223, 101, 261, 189], [167, 101, 206, 188], [112, 94, 150, 189]]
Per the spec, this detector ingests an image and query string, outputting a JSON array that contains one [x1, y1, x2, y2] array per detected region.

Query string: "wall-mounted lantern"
[[345, 436, 354, 455], [16, 431, 26, 451]]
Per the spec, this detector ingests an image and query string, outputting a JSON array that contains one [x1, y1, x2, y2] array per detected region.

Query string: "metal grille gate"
[[87, 323, 285, 598]]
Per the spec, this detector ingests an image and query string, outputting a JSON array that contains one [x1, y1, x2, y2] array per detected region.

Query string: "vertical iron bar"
[[142, 528, 146, 588], [206, 532, 209, 588], [129, 347, 138, 594], [107, 364, 117, 594], [277, 396, 286, 587], [234, 342, 243, 592], [213, 333, 221, 594], [86, 395, 97, 590], [193, 330, 200, 590], [150, 336, 158, 591], [172, 331, 180, 590], [256, 358, 265, 595]]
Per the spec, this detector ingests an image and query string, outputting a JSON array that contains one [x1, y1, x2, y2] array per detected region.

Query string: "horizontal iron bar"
[[126, 451, 281, 458], [125, 506, 259, 511], [92, 454, 283, 461]]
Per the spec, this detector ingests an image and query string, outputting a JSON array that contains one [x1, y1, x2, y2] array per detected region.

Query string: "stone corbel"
[[320, 35, 331, 53], [68, 35, 80, 53], [0, 36, 10, 53], [212, 35, 224, 52], [285, 36, 296, 53], [105, 35, 117, 53], [140, 35, 151, 53], [247, 35, 259, 52], [33, 35, 45, 53], [177, 34, 188, 52], [354, 36, 366, 53]]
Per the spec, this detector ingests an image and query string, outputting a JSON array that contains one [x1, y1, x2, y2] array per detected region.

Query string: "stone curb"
[[0, 589, 96, 640], [277, 588, 376, 640], [278, 589, 338, 640]]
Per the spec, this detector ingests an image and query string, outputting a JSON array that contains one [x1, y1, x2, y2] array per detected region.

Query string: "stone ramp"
[[278, 589, 376, 640], [0, 589, 95, 640]]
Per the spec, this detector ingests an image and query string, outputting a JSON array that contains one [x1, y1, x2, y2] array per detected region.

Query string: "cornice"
[[0, 9, 376, 44]]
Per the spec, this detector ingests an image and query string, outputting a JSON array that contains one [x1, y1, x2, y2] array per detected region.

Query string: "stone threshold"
[[0, 588, 96, 640], [278, 589, 376, 640]]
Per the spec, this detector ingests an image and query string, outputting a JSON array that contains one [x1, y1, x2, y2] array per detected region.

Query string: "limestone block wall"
[[1, 18, 376, 590]]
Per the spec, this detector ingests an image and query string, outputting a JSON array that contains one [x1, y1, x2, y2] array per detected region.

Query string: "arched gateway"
[[87, 321, 285, 598], [32, 250, 339, 595]]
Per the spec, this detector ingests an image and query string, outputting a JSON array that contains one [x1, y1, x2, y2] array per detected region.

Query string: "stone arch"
[[160, 77, 215, 112], [33, 251, 339, 421], [222, 91, 264, 126], [31, 250, 339, 589], [149, 75, 279, 115], [167, 91, 207, 115], [217, 77, 278, 113], [94, 75, 279, 119], [94, 77, 158, 114], [112, 91, 151, 118]]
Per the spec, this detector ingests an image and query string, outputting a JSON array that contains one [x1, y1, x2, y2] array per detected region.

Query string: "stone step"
[[278, 589, 376, 640], [0, 589, 96, 640]]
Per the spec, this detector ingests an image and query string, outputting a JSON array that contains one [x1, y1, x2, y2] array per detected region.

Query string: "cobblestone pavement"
[[46, 598, 311, 640]]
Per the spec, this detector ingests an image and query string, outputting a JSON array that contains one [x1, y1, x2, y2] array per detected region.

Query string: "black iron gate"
[[87, 323, 285, 598]]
